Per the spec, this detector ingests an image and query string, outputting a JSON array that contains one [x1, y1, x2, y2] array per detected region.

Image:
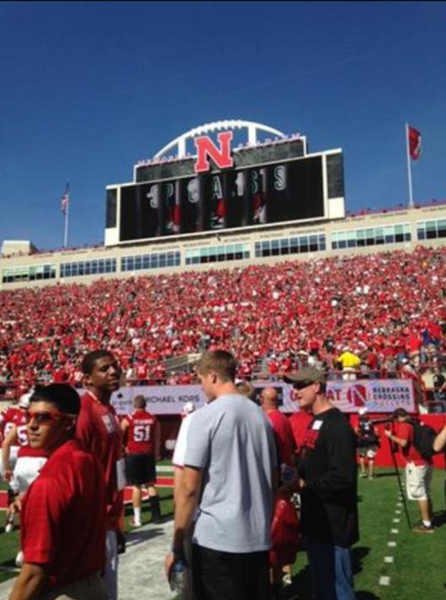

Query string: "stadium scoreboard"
[[105, 122, 345, 246]]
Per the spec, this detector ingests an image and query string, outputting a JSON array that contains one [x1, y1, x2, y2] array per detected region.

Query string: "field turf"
[[1, 469, 445, 599]]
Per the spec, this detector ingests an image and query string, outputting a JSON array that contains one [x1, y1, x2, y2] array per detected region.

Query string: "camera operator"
[[384, 408, 434, 533], [355, 409, 379, 480]]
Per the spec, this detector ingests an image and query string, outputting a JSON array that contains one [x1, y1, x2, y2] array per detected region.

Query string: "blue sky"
[[1, 1, 445, 250]]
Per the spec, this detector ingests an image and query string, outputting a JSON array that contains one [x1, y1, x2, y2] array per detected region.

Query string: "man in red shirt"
[[121, 395, 161, 526], [287, 399, 313, 466], [7, 383, 107, 600], [384, 408, 434, 533], [260, 387, 295, 468], [76, 350, 124, 600]]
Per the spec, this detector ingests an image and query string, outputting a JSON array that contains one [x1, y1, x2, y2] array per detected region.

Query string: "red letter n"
[[194, 132, 234, 174]]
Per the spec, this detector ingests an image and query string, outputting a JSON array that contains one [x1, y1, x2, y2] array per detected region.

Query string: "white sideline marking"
[[379, 576, 391, 586], [388, 541, 397, 547], [393, 518, 400, 523], [395, 510, 402, 515], [391, 528, 399, 534], [397, 503, 403, 507], [384, 556, 394, 563], [156, 466, 174, 473]]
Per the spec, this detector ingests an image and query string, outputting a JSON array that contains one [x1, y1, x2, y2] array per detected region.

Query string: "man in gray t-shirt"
[[165, 350, 277, 600]]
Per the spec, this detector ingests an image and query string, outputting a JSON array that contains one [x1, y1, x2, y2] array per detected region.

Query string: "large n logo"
[[194, 132, 234, 174]]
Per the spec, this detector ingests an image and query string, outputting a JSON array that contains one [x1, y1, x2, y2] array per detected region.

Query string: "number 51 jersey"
[[126, 410, 157, 454]]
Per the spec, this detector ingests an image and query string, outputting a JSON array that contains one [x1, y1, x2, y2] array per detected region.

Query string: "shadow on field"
[[352, 545, 370, 575], [433, 509, 446, 528], [356, 592, 381, 600], [125, 527, 165, 549], [375, 471, 397, 478]]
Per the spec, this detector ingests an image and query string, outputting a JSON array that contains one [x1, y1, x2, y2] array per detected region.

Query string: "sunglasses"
[[25, 410, 76, 425], [292, 381, 316, 390]]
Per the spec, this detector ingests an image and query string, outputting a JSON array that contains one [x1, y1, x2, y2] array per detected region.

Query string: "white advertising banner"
[[111, 385, 207, 415], [109, 379, 414, 415], [326, 379, 415, 413]]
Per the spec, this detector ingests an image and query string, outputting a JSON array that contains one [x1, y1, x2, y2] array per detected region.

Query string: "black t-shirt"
[[298, 407, 359, 547]]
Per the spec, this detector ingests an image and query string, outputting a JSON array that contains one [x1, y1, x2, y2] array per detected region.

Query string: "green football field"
[[1, 469, 445, 599]]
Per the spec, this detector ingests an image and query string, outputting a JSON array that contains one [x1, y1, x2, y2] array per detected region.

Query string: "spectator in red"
[[384, 408, 434, 533], [120, 395, 161, 526], [7, 384, 107, 600], [76, 350, 124, 600]]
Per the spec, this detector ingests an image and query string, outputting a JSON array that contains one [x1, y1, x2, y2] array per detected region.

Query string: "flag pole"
[[63, 181, 70, 248], [406, 123, 414, 208]]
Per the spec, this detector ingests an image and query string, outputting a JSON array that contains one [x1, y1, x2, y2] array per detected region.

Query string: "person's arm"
[[120, 418, 130, 449], [7, 563, 47, 600], [384, 427, 408, 449], [165, 466, 203, 580], [154, 419, 161, 461], [2, 424, 18, 480], [433, 423, 446, 453]]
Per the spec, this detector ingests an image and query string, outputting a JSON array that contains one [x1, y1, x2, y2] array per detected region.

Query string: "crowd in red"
[[1, 245, 445, 395]]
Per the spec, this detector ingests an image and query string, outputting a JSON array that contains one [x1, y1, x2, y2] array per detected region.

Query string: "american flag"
[[61, 184, 70, 215]]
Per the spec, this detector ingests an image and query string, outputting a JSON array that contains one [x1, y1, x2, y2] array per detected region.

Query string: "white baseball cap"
[[18, 392, 32, 409]]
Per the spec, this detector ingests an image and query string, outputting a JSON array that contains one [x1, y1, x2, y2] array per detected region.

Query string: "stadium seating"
[[0, 246, 445, 394]]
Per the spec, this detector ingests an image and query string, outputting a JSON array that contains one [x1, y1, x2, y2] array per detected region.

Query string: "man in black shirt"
[[285, 367, 359, 600]]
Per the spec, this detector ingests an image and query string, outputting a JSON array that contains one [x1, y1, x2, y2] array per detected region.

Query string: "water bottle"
[[170, 558, 185, 593]]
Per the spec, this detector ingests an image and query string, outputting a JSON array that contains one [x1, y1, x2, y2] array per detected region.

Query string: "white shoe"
[[130, 518, 142, 527], [15, 551, 24, 567], [5, 523, 14, 533]]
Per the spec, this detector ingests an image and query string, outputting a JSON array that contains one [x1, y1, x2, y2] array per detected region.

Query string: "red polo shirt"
[[21, 439, 106, 589], [76, 392, 123, 530]]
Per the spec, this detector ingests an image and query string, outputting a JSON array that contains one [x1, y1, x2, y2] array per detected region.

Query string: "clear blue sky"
[[1, 1, 445, 250]]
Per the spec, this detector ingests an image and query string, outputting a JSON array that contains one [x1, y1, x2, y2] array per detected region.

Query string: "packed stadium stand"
[[1, 244, 445, 401]]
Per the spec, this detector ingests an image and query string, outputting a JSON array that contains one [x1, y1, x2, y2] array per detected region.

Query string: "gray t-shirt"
[[185, 393, 277, 553]]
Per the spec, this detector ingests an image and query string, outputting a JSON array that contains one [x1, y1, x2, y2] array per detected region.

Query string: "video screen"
[[120, 156, 325, 242]]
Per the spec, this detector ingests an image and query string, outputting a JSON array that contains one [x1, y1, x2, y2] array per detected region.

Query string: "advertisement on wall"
[[110, 380, 415, 415]]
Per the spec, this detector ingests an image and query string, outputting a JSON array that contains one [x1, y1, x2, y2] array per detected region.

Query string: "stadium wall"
[[1, 201, 446, 290]]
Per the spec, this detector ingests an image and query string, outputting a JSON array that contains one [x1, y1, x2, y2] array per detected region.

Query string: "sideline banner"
[[326, 379, 415, 413], [111, 385, 206, 415], [110, 379, 415, 415]]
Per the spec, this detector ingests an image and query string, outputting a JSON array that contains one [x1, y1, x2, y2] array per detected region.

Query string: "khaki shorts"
[[358, 446, 377, 459], [41, 572, 109, 600], [405, 462, 432, 501]]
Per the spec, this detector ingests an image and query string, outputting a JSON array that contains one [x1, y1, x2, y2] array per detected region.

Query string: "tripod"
[[387, 435, 412, 529]]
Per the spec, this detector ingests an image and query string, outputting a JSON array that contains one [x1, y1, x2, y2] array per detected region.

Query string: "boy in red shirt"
[[384, 408, 434, 533], [7, 384, 107, 600]]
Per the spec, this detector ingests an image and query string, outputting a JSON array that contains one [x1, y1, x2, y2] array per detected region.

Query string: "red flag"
[[408, 126, 421, 161]]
